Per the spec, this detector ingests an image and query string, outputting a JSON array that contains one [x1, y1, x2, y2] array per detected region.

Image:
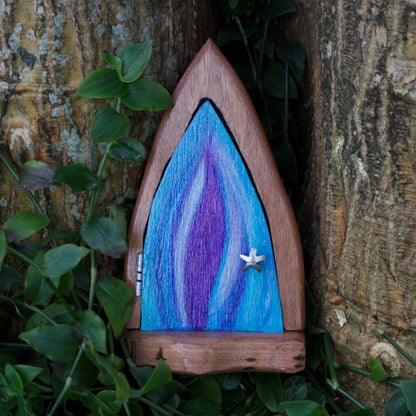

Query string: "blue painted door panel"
[[141, 101, 283, 332]]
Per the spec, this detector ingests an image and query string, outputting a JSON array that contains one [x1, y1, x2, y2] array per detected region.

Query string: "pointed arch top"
[[125, 40, 305, 373]]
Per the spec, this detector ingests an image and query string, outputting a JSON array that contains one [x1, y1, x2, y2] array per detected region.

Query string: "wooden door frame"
[[124, 40, 305, 374]]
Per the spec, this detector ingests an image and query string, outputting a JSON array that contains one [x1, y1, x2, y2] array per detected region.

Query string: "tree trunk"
[[287, 0, 416, 411], [0, 0, 216, 231]]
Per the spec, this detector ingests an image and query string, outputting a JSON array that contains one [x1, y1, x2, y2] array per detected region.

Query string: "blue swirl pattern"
[[141, 101, 283, 332]]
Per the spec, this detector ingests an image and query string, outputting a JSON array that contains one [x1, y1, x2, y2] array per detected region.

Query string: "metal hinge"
[[136, 252, 143, 296]]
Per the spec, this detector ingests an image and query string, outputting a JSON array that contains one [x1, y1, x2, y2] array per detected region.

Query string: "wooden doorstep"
[[127, 330, 305, 375]]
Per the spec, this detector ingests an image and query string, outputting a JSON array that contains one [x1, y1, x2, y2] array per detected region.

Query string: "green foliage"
[[81, 217, 127, 258], [134, 359, 172, 396], [4, 211, 49, 243], [75, 68, 127, 98], [19, 325, 80, 363], [108, 136, 146, 165], [0, 230, 6, 265], [384, 381, 416, 416], [0, 265, 24, 291], [52, 163, 98, 192], [121, 79, 173, 111], [279, 400, 329, 416], [385, 389, 409, 416], [401, 381, 416, 416], [368, 358, 388, 382], [91, 108, 129, 144], [260, 0, 297, 19], [76, 310, 107, 353], [0, 39, 176, 416], [96, 275, 135, 338], [253, 373, 281, 412], [41, 244, 89, 278], [112, 40, 152, 83], [216, 0, 304, 192], [16, 161, 54, 191]]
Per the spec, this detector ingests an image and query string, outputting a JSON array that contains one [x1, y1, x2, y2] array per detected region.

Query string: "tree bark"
[[0, 0, 216, 231], [287, 0, 416, 411]]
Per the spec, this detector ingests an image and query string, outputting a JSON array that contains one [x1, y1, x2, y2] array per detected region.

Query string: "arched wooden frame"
[[125, 39, 305, 374]]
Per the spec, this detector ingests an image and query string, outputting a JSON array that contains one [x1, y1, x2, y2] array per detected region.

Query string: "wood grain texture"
[[284, 0, 416, 409], [128, 330, 305, 374], [125, 39, 304, 331]]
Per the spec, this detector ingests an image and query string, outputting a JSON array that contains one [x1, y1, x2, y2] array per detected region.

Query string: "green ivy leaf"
[[14, 365, 43, 386], [25, 303, 75, 331], [284, 375, 308, 401], [4, 364, 24, 397], [16, 161, 54, 191], [263, 62, 298, 99], [276, 41, 306, 81], [0, 265, 24, 292], [279, 400, 329, 416], [253, 373, 281, 412], [179, 398, 221, 416], [109, 137, 146, 166], [385, 389, 409, 416], [96, 275, 134, 338], [25, 251, 54, 305], [117, 40, 152, 83], [261, 0, 297, 19], [368, 358, 388, 381], [80, 217, 127, 258], [401, 380, 416, 416], [41, 244, 89, 278], [216, 22, 243, 46], [4, 211, 49, 243], [222, 389, 246, 412], [66, 355, 100, 390], [90, 352, 130, 403], [91, 108, 129, 144], [78, 389, 119, 416], [135, 360, 172, 397], [96, 390, 121, 414], [103, 53, 123, 76], [342, 410, 371, 416], [76, 68, 127, 98], [58, 271, 74, 296], [19, 324, 79, 363], [76, 310, 107, 354], [121, 79, 173, 111], [73, 264, 90, 292], [52, 164, 98, 192], [0, 230, 6, 266], [94, 354, 125, 387], [52, 357, 94, 390], [190, 376, 221, 410], [216, 0, 250, 16]]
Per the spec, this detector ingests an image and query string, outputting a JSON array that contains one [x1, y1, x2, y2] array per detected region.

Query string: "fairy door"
[[125, 40, 305, 374]]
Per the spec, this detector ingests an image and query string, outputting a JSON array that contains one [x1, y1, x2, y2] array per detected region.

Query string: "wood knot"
[[370, 342, 400, 377], [7, 124, 35, 166], [155, 347, 166, 361]]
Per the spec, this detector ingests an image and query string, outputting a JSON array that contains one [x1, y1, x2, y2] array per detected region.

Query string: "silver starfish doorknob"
[[240, 248, 266, 272]]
